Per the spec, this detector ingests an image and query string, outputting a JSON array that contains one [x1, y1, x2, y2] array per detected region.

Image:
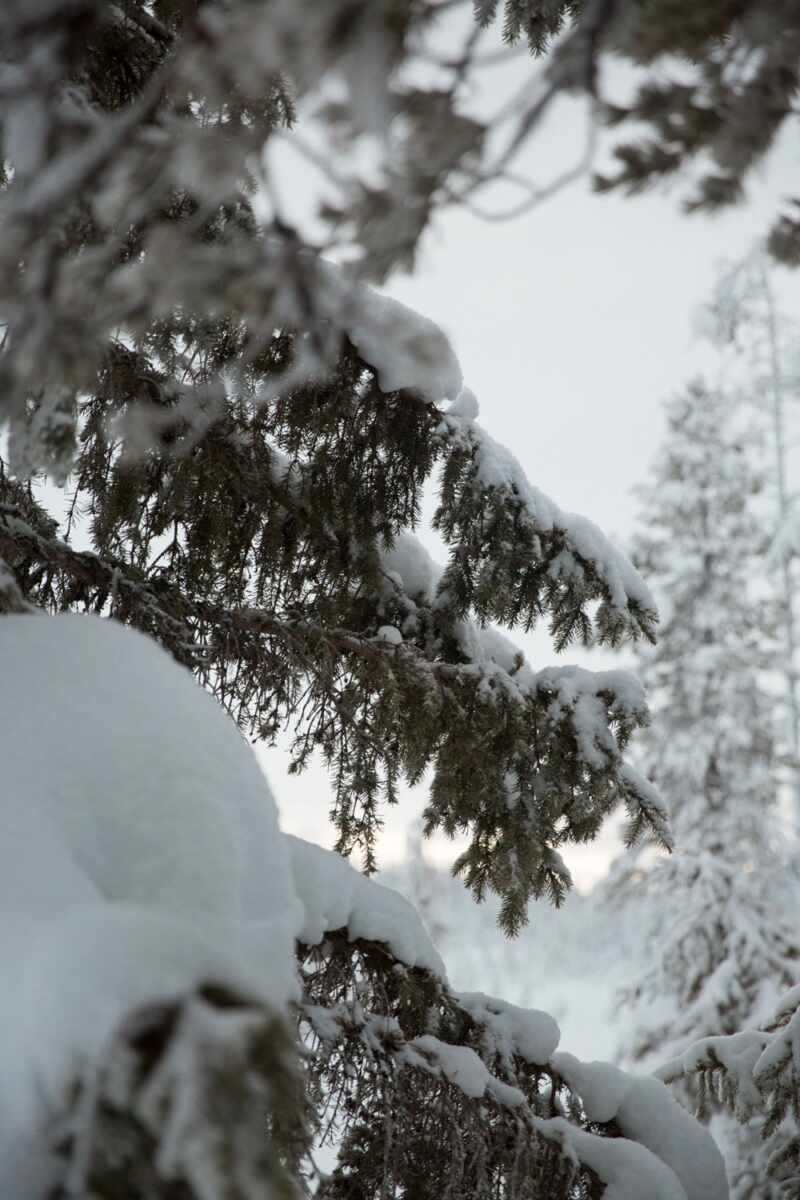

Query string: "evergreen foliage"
[[474, 0, 800, 263], [299, 932, 586, 1200], [8, 3, 797, 1197], [0, 0, 663, 922], [593, 0, 800, 260], [0, 4, 704, 1198], [613, 382, 800, 1195], [473, 0, 583, 55], [53, 985, 307, 1200]]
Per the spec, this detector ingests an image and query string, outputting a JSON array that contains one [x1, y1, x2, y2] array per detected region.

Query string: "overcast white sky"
[[267, 39, 800, 889]]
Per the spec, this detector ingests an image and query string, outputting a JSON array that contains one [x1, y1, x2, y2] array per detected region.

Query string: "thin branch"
[[112, 2, 174, 46], [446, 102, 598, 220]]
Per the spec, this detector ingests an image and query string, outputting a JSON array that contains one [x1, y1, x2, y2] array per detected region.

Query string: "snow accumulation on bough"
[[395, 1027, 727, 1200], [657, 982, 800, 1119], [323, 269, 653, 626], [287, 834, 446, 977], [439, 406, 657, 622], [407, 1035, 526, 1108], [553, 1053, 729, 1200], [316, 262, 464, 404], [540, 1119, 687, 1200], [0, 614, 298, 934], [381, 531, 651, 753], [455, 991, 560, 1066], [658, 1030, 768, 1115]]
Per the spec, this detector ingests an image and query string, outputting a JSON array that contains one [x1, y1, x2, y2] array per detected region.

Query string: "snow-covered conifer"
[[614, 382, 800, 1195], [0, 0, 664, 926], [0, 612, 732, 1200], [0, 4, 740, 1197], [694, 251, 800, 820]]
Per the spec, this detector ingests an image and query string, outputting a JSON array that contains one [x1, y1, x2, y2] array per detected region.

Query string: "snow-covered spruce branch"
[[656, 986, 800, 1186], [293, 854, 725, 1200], [0, 500, 653, 699], [54, 986, 306, 1200], [435, 406, 657, 647], [0, 613, 710, 1199], [292, 843, 721, 1199], [0, 501, 667, 926]]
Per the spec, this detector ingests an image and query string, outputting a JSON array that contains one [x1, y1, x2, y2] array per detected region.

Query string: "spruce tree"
[[613, 382, 800, 1195], [696, 250, 800, 820], [0, 5, 733, 1198], [0, 0, 665, 926]]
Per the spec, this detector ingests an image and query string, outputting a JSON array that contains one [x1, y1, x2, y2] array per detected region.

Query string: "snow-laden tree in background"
[[692, 249, 800, 823], [612, 382, 800, 1195]]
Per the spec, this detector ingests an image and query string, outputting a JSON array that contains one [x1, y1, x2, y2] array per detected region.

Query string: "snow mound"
[[407, 1034, 525, 1107], [381, 529, 440, 601], [288, 835, 446, 977], [543, 1119, 687, 1200], [447, 387, 480, 419], [0, 613, 299, 1196], [0, 614, 296, 932]]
